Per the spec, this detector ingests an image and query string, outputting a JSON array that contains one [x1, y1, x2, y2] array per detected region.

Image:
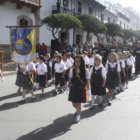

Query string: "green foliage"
[[78, 14, 100, 34], [123, 29, 136, 39], [42, 13, 82, 30], [105, 22, 123, 37], [95, 23, 107, 35]]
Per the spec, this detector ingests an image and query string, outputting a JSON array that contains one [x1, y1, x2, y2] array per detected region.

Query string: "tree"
[[78, 14, 100, 41], [42, 13, 82, 41], [105, 22, 123, 42], [94, 23, 107, 42]]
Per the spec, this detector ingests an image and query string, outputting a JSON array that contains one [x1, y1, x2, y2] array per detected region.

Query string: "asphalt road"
[[0, 75, 140, 140]]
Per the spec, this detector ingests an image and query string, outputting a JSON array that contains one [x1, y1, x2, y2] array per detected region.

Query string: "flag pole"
[[6, 25, 41, 28]]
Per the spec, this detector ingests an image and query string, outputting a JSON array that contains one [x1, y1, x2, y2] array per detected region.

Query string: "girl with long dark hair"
[[68, 55, 90, 123]]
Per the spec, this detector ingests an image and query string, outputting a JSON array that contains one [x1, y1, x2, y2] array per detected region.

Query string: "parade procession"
[[1, 0, 140, 140]]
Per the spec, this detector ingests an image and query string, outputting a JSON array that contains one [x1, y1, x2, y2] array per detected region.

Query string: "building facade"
[[0, 0, 41, 62], [40, 0, 107, 50], [104, 1, 130, 29]]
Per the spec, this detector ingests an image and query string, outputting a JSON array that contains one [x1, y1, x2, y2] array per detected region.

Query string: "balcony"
[[52, 5, 81, 16], [19, 0, 41, 7], [0, 0, 41, 12]]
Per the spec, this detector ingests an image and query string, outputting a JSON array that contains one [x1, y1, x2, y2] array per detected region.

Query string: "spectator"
[[40, 43, 47, 55]]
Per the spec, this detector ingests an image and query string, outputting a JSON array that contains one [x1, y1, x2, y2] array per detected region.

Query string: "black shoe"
[[74, 117, 81, 123], [17, 88, 21, 93], [107, 99, 112, 106], [59, 89, 64, 94], [98, 103, 103, 107]]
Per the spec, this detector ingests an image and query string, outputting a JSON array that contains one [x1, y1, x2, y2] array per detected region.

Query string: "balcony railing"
[[20, 0, 41, 6], [52, 5, 81, 16]]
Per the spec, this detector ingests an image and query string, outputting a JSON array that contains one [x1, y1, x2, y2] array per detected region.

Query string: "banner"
[[10, 28, 36, 64]]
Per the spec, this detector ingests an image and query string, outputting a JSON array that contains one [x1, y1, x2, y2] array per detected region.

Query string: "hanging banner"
[[10, 28, 36, 64]]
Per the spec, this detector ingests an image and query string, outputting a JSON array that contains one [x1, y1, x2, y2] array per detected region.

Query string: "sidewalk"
[[2, 62, 17, 76]]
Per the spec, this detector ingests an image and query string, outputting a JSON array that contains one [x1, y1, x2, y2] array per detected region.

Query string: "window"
[[120, 21, 122, 26], [101, 14, 104, 23], [63, 0, 68, 7], [78, 1, 82, 13], [20, 18, 29, 27], [108, 17, 110, 22], [124, 24, 125, 29], [89, 7, 93, 14]]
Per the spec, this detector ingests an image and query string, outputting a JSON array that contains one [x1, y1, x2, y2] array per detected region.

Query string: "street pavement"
[[0, 75, 140, 140]]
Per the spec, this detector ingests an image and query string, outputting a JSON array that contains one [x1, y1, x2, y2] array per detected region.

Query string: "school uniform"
[[15, 65, 24, 87], [37, 62, 47, 88], [125, 58, 132, 79], [68, 68, 90, 103], [89, 57, 94, 68], [62, 59, 71, 82], [90, 66, 106, 96], [45, 60, 52, 80], [105, 62, 121, 89], [52, 58, 56, 77], [84, 56, 90, 68], [54, 61, 67, 87], [119, 60, 126, 83], [68, 57, 74, 66], [21, 62, 36, 90]]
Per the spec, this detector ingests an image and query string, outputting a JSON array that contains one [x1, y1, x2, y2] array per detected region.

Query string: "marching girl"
[[44, 54, 52, 85], [62, 53, 72, 88], [20, 62, 36, 103], [127, 52, 133, 79], [117, 52, 126, 92], [105, 52, 121, 105], [123, 52, 132, 89], [52, 51, 59, 83], [54, 55, 67, 94], [33, 57, 39, 91], [89, 52, 96, 68], [68, 55, 90, 123], [67, 52, 74, 67], [90, 55, 106, 108], [15, 65, 23, 93], [36, 56, 48, 95]]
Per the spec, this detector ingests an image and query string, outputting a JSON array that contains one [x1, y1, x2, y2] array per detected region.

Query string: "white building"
[[0, 0, 41, 62], [40, 0, 107, 51], [125, 7, 140, 30], [104, 2, 130, 29]]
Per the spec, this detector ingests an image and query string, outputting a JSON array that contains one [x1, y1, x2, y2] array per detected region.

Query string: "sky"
[[105, 0, 140, 13]]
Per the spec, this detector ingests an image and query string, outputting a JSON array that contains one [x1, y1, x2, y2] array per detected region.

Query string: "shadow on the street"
[[17, 106, 106, 140], [0, 92, 21, 102], [0, 89, 56, 111]]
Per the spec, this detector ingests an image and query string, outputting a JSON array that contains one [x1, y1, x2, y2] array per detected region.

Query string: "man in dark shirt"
[[92, 42, 101, 55], [109, 41, 118, 53]]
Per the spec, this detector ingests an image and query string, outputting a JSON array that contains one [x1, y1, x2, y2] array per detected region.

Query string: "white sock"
[[76, 115, 80, 120], [22, 97, 25, 101], [98, 96, 103, 104], [36, 83, 39, 89], [92, 95, 95, 106]]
